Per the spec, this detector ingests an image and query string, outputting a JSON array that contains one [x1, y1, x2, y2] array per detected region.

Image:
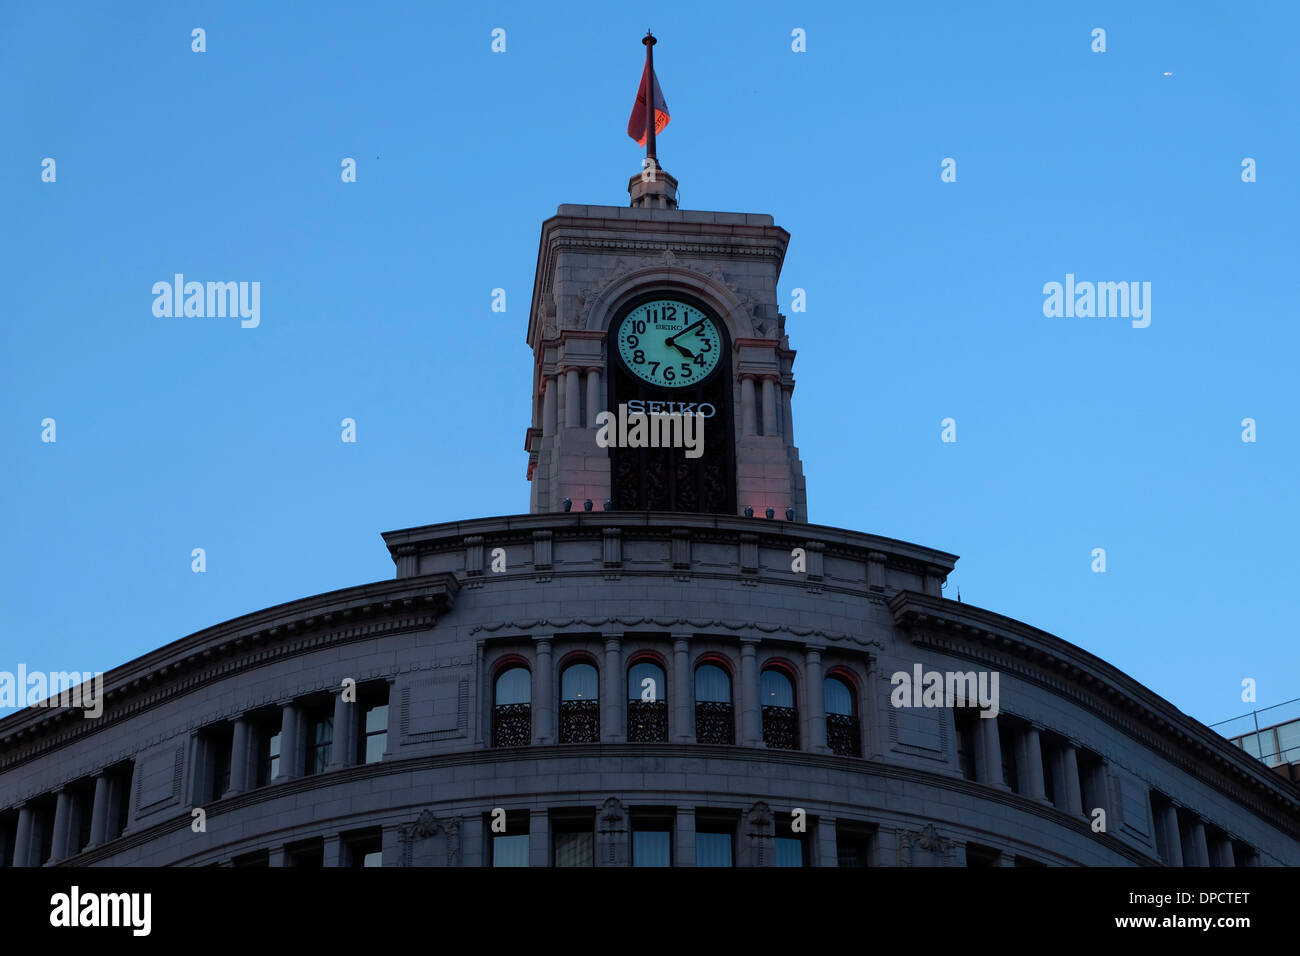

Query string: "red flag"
[[627, 60, 670, 146]]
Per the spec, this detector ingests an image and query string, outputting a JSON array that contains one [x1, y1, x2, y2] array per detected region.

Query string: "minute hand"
[[665, 318, 707, 348]]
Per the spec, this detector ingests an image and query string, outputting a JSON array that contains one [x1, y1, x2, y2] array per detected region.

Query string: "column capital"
[[759, 373, 780, 384], [738, 372, 761, 383], [584, 366, 603, 375], [602, 632, 623, 647], [533, 635, 554, 649]]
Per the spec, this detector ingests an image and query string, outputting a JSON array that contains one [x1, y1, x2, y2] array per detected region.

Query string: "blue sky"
[[1, 0, 1296, 729]]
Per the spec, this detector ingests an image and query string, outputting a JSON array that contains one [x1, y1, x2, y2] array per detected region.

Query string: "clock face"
[[615, 299, 722, 389]]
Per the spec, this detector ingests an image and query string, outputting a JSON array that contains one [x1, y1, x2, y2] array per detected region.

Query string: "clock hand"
[[665, 318, 707, 356]]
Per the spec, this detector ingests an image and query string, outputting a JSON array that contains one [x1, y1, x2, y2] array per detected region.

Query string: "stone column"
[[585, 367, 601, 427], [328, 689, 355, 770], [804, 646, 827, 753], [973, 715, 1006, 788], [564, 367, 582, 428], [12, 806, 34, 868], [603, 633, 624, 744], [781, 384, 795, 445], [533, 637, 554, 745], [760, 375, 779, 436], [50, 789, 73, 862], [817, 816, 839, 867], [1021, 726, 1048, 801], [529, 808, 549, 867], [323, 835, 343, 867], [87, 774, 110, 848], [675, 807, 696, 867], [740, 375, 758, 436], [1184, 818, 1210, 867], [1059, 743, 1083, 814], [1217, 837, 1236, 867], [227, 717, 251, 795], [542, 376, 557, 437], [276, 702, 301, 780], [672, 634, 692, 742], [740, 640, 761, 746]]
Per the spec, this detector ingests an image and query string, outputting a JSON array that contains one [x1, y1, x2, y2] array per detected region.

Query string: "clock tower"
[[524, 149, 806, 520]]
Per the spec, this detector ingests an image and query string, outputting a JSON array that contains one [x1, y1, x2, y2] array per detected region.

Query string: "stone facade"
[[0, 513, 1296, 867]]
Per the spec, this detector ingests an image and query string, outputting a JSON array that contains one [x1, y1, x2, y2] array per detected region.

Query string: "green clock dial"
[[616, 299, 722, 389]]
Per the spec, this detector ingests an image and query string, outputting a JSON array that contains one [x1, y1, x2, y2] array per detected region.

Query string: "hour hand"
[[665, 336, 696, 359]]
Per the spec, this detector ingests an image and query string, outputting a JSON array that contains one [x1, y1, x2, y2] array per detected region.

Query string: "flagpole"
[[643, 30, 657, 165]]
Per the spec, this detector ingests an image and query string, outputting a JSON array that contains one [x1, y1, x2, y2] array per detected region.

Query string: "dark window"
[[1077, 749, 1104, 816], [836, 828, 872, 867], [343, 827, 382, 868], [1041, 736, 1056, 804], [304, 714, 332, 776], [489, 811, 530, 867], [232, 849, 270, 867], [32, 796, 56, 865], [773, 814, 806, 867], [255, 715, 282, 786], [966, 843, 1001, 867], [0, 810, 17, 867], [824, 675, 860, 756], [695, 815, 736, 867], [362, 699, 389, 764], [492, 666, 531, 748], [286, 837, 324, 867], [627, 660, 667, 742], [632, 829, 672, 867], [559, 662, 599, 743], [552, 813, 596, 867], [694, 662, 734, 744], [196, 724, 234, 802], [109, 762, 133, 840], [999, 723, 1019, 793], [761, 666, 798, 750], [954, 707, 977, 781], [71, 780, 95, 855]]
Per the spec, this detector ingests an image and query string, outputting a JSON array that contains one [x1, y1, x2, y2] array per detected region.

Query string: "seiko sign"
[[623, 399, 717, 418]]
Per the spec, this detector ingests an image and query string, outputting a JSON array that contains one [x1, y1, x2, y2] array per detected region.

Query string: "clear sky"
[[2, 0, 1296, 730]]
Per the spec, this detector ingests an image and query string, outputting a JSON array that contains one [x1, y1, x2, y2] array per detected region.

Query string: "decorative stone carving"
[[896, 823, 956, 867], [596, 796, 629, 867], [398, 810, 463, 867], [743, 800, 775, 867]]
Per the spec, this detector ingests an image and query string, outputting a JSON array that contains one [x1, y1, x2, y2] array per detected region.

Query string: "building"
[[2, 154, 1298, 869]]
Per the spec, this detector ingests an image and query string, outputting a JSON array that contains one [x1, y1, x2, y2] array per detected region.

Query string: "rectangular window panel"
[[492, 833, 530, 867], [696, 832, 733, 867], [774, 836, 803, 867], [632, 830, 671, 867], [554, 830, 594, 867], [364, 704, 388, 764]]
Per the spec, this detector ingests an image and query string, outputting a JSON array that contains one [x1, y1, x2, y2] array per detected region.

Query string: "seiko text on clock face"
[[616, 299, 722, 388]]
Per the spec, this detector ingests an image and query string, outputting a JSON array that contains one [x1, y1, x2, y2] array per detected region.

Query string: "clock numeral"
[[693, 353, 705, 367], [632, 350, 645, 364], [681, 363, 692, 376], [626, 334, 639, 348], [633, 320, 646, 334], [666, 305, 677, 320], [648, 361, 660, 376], [664, 366, 676, 381], [700, 339, 712, 353]]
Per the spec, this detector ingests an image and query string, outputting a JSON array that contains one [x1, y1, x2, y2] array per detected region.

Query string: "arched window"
[[824, 674, 860, 756], [694, 662, 734, 744], [492, 665, 531, 747], [627, 660, 667, 742], [559, 661, 599, 743], [761, 665, 798, 750]]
